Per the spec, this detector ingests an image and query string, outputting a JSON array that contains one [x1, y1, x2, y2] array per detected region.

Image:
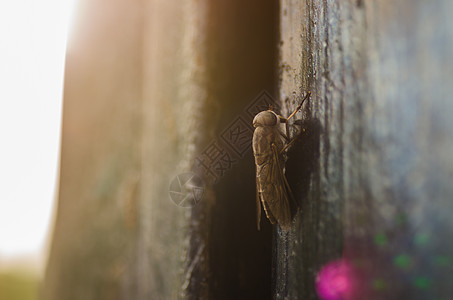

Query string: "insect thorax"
[[253, 110, 278, 128]]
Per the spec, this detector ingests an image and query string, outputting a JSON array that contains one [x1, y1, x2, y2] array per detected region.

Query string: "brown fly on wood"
[[252, 91, 311, 231]]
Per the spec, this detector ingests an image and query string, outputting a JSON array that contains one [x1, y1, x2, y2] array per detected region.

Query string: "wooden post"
[[278, 0, 453, 299]]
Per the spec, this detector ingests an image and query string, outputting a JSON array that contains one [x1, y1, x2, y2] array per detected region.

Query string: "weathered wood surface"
[[44, 0, 277, 299], [278, 0, 453, 299], [43, 0, 144, 299]]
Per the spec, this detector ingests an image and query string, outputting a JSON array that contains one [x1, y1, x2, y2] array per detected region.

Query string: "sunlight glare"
[[0, 0, 78, 272]]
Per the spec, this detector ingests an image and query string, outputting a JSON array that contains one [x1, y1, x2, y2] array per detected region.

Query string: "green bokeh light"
[[413, 276, 431, 290], [414, 234, 430, 246], [374, 233, 388, 246], [393, 254, 411, 269], [433, 255, 452, 267], [372, 278, 386, 291]]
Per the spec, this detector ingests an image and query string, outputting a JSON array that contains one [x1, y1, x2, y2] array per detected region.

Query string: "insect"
[[252, 91, 311, 231]]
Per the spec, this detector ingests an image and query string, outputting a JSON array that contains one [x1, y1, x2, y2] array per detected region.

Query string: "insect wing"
[[254, 136, 291, 231], [256, 179, 262, 230], [268, 142, 291, 230], [256, 156, 277, 226]]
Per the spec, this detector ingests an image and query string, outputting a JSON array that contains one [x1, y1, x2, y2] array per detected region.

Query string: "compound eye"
[[253, 111, 278, 127]]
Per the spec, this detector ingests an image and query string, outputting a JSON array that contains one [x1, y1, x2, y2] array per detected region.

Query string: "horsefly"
[[252, 91, 311, 231]]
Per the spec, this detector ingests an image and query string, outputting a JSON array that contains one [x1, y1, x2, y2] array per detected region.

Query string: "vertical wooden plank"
[[43, 1, 144, 299], [278, 0, 453, 299], [44, 0, 279, 299], [183, 1, 278, 299], [134, 0, 187, 298]]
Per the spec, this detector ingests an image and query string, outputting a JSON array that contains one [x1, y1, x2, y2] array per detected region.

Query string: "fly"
[[252, 91, 311, 231]]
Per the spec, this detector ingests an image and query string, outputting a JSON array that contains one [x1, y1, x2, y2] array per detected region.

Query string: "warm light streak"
[[0, 0, 77, 273]]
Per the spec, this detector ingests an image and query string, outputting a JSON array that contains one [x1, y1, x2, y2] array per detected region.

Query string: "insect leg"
[[280, 133, 301, 154], [279, 130, 290, 142], [278, 91, 310, 143]]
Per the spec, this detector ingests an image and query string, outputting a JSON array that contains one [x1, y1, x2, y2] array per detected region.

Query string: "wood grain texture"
[[278, 0, 453, 299]]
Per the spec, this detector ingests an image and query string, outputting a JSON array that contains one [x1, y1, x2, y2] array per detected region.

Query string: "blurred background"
[[0, 1, 75, 299]]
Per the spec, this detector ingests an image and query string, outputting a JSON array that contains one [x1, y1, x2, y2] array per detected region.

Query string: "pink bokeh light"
[[316, 259, 356, 300]]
